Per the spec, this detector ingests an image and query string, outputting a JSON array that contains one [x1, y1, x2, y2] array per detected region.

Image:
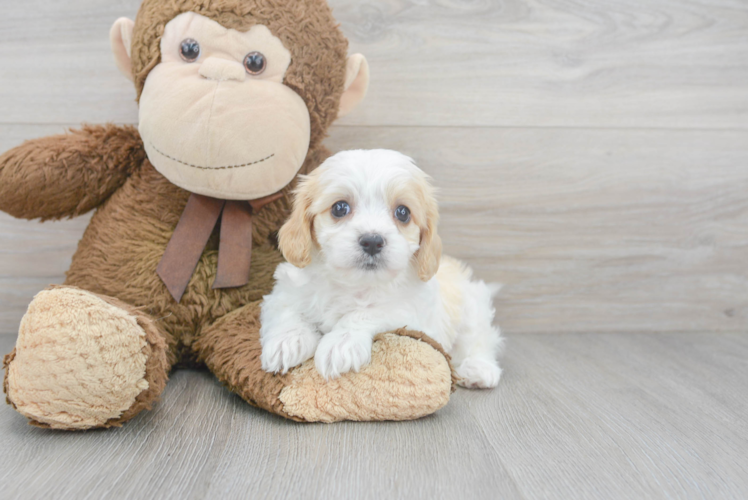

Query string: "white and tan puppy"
[[260, 149, 503, 388]]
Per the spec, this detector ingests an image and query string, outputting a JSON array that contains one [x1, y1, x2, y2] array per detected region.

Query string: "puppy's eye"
[[331, 201, 351, 218], [395, 205, 411, 223], [180, 38, 200, 62], [244, 52, 267, 75]]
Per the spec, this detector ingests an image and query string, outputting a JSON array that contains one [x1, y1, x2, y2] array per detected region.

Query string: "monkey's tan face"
[[138, 12, 310, 200]]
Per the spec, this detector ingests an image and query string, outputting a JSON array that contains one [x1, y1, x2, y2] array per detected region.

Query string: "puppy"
[[260, 149, 503, 388]]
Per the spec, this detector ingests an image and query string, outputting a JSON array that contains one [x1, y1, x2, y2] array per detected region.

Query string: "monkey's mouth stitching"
[[150, 143, 275, 171]]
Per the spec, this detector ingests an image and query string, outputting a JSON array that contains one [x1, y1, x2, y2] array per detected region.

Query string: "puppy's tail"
[[486, 282, 503, 299]]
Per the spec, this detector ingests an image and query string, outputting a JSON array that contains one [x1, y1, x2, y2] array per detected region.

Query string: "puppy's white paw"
[[314, 330, 373, 380], [261, 325, 320, 374], [456, 357, 502, 389]]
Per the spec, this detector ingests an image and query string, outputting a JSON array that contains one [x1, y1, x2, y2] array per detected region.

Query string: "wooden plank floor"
[[1, 333, 746, 500], [1, 0, 747, 499]]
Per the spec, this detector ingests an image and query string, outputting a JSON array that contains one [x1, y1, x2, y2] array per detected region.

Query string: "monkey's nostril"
[[198, 57, 246, 82], [359, 234, 385, 256]]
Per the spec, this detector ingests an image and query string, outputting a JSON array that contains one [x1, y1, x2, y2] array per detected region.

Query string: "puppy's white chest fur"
[[274, 262, 451, 345]]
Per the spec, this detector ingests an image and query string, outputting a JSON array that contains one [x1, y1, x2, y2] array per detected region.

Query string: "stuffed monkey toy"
[[0, 0, 454, 430]]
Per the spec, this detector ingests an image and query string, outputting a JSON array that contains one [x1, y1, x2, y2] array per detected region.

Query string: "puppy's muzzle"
[[359, 233, 385, 256]]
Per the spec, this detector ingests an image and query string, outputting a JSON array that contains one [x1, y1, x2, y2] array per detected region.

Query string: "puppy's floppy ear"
[[278, 177, 315, 268], [414, 186, 442, 282]]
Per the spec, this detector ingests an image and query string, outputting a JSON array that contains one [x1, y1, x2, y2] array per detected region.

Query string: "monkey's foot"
[[278, 329, 456, 422], [199, 304, 456, 423], [3, 286, 169, 430]]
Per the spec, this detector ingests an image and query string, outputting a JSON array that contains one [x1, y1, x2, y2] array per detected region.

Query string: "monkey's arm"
[[0, 124, 145, 220]]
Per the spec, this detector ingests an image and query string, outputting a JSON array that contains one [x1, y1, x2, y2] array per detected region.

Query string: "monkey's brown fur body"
[[0, 0, 454, 429]]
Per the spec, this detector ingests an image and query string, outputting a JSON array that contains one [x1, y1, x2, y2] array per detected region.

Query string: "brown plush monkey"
[[0, 0, 454, 430]]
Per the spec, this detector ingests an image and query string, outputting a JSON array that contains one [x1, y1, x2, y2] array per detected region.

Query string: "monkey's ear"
[[110, 18, 135, 81], [338, 54, 369, 118]]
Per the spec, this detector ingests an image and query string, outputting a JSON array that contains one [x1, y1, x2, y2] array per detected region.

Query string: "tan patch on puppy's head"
[[278, 162, 362, 267]]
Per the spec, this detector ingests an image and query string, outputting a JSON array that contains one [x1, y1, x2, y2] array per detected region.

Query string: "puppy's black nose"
[[359, 234, 385, 256]]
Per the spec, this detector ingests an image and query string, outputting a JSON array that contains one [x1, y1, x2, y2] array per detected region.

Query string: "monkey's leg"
[[196, 301, 455, 423], [3, 286, 174, 430]]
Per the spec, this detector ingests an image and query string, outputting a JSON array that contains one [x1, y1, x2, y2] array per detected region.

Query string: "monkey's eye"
[[395, 205, 411, 223], [331, 201, 351, 219], [179, 38, 200, 62], [244, 52, 267, 75]]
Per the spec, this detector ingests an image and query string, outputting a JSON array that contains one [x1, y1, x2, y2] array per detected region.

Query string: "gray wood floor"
[[1, 333, 746, 500], [1, 0, 747, 499]]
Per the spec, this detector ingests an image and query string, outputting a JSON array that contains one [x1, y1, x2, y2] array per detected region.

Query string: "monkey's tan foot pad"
[[278, 329, 457, 423], [3, 287, 154, 430]]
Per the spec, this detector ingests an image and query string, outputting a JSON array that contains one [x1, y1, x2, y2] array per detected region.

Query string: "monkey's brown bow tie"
[[157, 192, 282, 303]]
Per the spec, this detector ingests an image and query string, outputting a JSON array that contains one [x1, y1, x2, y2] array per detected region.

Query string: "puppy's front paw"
[[314, 331, 373, 380], [261, 325, 320, 374], [456, 357, 502, 389]]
